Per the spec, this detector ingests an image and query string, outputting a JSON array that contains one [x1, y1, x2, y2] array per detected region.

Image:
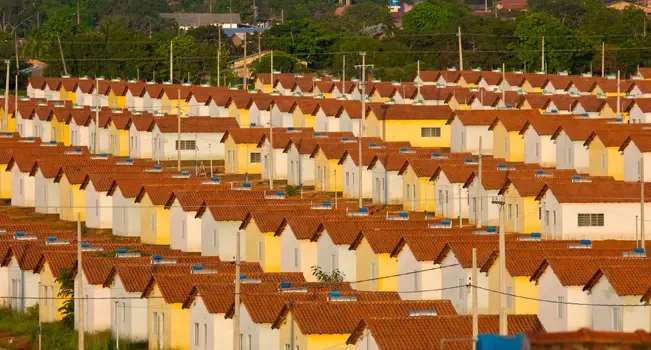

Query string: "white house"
[[15, 103, 37, 138], [432, 164, 473, 219], [89, 114, 111, 155], [27, 78, 46, 99], [69, 106, 92, 148], [109, 179, 142, 237], [151, 116, 238, 161], [368, 154, 404, 205], [83, 172, 117, 229], [584, 265, 651, 333], [278, 217, 321, 281], [437, 242, 491, 314], [125, 81, 146, 111], [33, 161, 62, 215], [186, 285, 235, 350], [75, 258, 114, 333], [270, 99, 296, 128], [393, 236, 444, 301], [620, 135, 651, 182], [628, 99, 651, 124], [464, 170, 502, 228], [186, 89, 213, 117], [446, 111, 495, 155], [313, 221, 358, 283], [142, 84, 163, 114], [340, 151, 373, 199], [5, 250, 40, 312], [169, 192, 205, 253], [128, 114, 154, 159], [107, 265, 150, 342], [537, 181, 651, 240], [314, 101, 344, 132], [10, 155, 37, 207], [33, 104, 54, 142], [199, 203, 248, 259], [521, 118, 566, 168], [284, 137, 317, 187], [551, 122, 598, 174]]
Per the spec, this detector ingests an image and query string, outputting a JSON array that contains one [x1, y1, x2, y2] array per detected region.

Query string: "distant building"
[[496, 0, 528, 11], [608, 1, 651, 15], [159, 13, 240, 30]]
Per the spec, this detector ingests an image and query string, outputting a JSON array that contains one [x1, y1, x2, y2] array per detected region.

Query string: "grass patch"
[[0, 306, 147, 350]]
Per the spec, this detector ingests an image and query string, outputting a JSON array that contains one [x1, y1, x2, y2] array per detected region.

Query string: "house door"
[[514, 204, 519, 232], [412, 185, 416, 211]]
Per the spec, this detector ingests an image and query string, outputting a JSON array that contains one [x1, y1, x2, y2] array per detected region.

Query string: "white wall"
[[200, 214, 245, 260], [11, 167, 34, 207], [286, 146, 314, 187], [239, 304, 279, 350], [590, 276, 651, 332], [396, 246, 440, 300], [110, 275, 149, 342], [85, 183, 113, 229], [75, 274, 111, 332], [129, 125, 153, 159], [34, 170, 59, 215], [279, 225, 317, 281], [189, 295, 232, 350], [342, 156, 373, 199], [623, 144, 651, 182], [435, 172, 469, 219], [170, 201, 202, 253], [152, 127, 226, 161], [111, 188, 141, 237], [467, 181, 499, 227]]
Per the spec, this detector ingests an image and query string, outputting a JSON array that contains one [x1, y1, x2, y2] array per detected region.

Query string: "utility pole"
[[14, 31, 18, 121], [38, 282, 42, 350], [209, 143, 213, 178], [484, 0, 488, 12], [258, 31, 262, 58], [270, 50, 274, 93], [617, 70, 621, 120], [355, 52, 373, 208], [233, 229, 241, 350], [77, 213, 84, 350], [95, 79, 100, 153], [77, 0, 80, 25], [501, 63, 505, 107], [342, 56, 346, 98], [177, 89, 181, 171], [243, 32, 248, 90], [601, 42, 605, 78], [334, 169, 338, 209], [417, 60, 421, 98], [491, 196, 507, 336], [457, 26, 463, 71], [289, 303, 295, 350], [475, 137, 482, 228], [4, 59, 9, 132], [217, 26, 221, 87], [269, 124, 274, 189], [458, 187, 463, 228], [56, 34, 68, 76], [170, 40, 174, 83], [642, 155, 646, 249], [541, 36, 545, 73], [472, 248, 478, 350]]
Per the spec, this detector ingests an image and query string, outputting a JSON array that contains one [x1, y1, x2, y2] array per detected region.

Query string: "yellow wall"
[[245, 219, 264, 266], [228, 105, 251, 128], [8, 113, 15, 133], [292, 110, 315, 129], [492, 123, 524, 162], [107, 90, 118, 109], [140, 196, 170, 245], [307, 335, 349, 350], [366, 115, 451, 148], [0, 164, 11, 199], [401, 166, 435, 212], [263, 231, 281, 272], [39, 263, 67, 322], [514, 276, 539, 315], [588, 138, 624, 180], [503, 186, 540, 234], [51, 119, 70, 146], [223, 138, 263, 175], [59, 178, 86, 221], [355, 239, 398, 292], [148, 285, 190, 350], [313, 152, 342, 193]]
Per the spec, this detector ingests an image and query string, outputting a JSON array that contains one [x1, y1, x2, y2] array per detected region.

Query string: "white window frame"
[[293, 248, 299, 267], [577, 213, 604, 227], [557, 296, 564, 319], [250, 152, 262, 163], [420, 127, 441, 137], [194, 322, 200, 346]]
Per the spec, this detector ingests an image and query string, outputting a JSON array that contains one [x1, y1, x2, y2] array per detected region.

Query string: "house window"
[[504, 138, 508, 152], [413, 271, 420, 291], [204, 324, 208, 345], [553, 211, 557, 225], [257, 241, 263, 261], [43, 186, 48, 202], [285, 345, 290, 350], [181, 220, 186, 238], [114, 303, 119, 323], [122, 207, 127, 224], [152, 312, 158, 333], [577, 213, 604, 227], [370, 263, 377, 284], [601, 154, 607, 169], [506, 286, 513, 308], [42, 286, 48, 306], [507, 204, 512, 219], [194, 322, 199, 345], [557, 296, 564, 319], [95, 199, 99, 216], [122, 302, 126, 321], [639, 160, 642, 179], [250, 152, 261, 163], [150, 213, 156, 231], [345, 172, 349, 187], [331, 254, 337, 271], [420, 127, 441, 137], [213, 229, 217, 248], [535, 143, 540, 158], [612, 307, 622, 331], [19, 179, 23, 195], [175, 140, 196, 151], [539, 207, 542, 220], [247, 335, 252, 350], [293, 248, 299, 267], [68, 191, 73, 208], [406, 184, 410, 199]]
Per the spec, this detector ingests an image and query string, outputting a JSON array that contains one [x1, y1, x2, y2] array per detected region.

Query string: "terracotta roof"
[[549, 119, 613, 142], [351, 228, 473, 253], [348, 315, 545, 348], [221, 128, 272, 144], [537, 181, 651, 203], [153, 116, 239, 133], [33, 251, 76, 277], [583, 265, 651, 296], [573, 95, 607, 112], [272, 300, 458, 334], [519, 115, 573, 136], [45, 78, 62, 91], [526, 328, 651, 347], [417, 71, 441, 83], [530, 257, 651, 285], [585, 127, 650, 148], [449, 110, 539, 126], [488, 110, 542, 132], [545, 75, 574, 90], [522, 74, 549, 88], [60, 78, 79, 92], [523, 94, 552, 110]]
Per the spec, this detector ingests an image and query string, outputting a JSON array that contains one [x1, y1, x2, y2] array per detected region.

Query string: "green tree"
[[250, 51, 309, 74], [56, 267, 75, 329], [337, 2, 395, 34], [311, 265, 346, 282], [402, 0, 470, 33]]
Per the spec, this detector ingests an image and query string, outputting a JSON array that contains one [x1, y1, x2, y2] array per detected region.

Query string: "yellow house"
[[311, 142, 347, 193], [160, 85, 192, 114], [594, 78, 633, 97], [254, 73, 277, 93], [397, 159, 437, 212], [240, 210, 289, 272], [61, 79, 78, 102], [365, 104, 452, 147], [0, 99, 16, 132], [521, 74, 548, 93], [585, 128, 645, 180], [227, 96, 253, 127], [34, 251, 77, 322], [107, 113, 131, 157], [136, 185, 175, 245], [488, 115, 529, 162], [221, 128, 267, 175], [107, 82, 128, 109], [481, 250, 541, 316], [51, 107, 72, 146], [143, 274, 233, 350], [498, 177, 547, 234], [313, 80, 335, 99], [293, 100, 319, 128], [349, 230, 402, 292], [56, 165, 87, 221]]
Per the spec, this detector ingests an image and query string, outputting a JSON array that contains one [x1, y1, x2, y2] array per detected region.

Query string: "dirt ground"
[[0, 332, 33, 350]]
